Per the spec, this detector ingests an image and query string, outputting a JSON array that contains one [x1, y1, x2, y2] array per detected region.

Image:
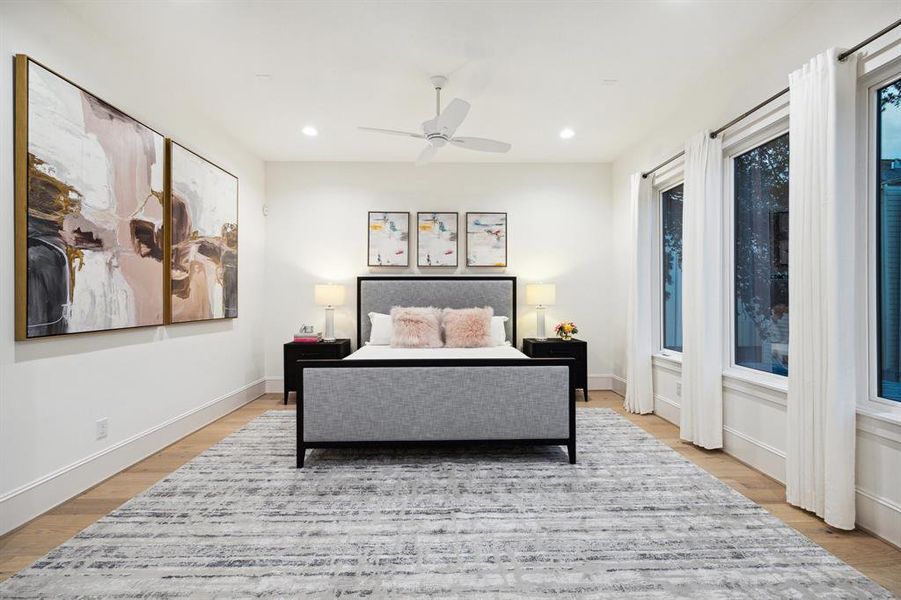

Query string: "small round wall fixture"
[[302, 125, 319, 137], [559, 128, 575, 139]]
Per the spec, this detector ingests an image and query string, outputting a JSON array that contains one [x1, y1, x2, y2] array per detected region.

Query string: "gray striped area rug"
[[1, 409, 893, 599]]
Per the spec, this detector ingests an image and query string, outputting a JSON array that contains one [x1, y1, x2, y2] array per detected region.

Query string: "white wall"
[[609, 1, 901, 546], [0, 2, 267, 534], [263, 162, 613, 389]]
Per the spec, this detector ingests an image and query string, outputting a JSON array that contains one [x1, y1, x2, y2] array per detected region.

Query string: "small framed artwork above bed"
[[417, 212, 458, 267], [368, 211, 410, 267], [466, 212, 507, 267]]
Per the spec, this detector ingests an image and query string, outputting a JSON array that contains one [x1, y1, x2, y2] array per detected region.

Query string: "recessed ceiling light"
[[302, 125, 319, 137], [559, 128, 575, 139]]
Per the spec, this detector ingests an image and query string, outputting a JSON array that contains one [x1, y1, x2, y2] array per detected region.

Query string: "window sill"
[[856, 407, 901, 445], [721, 367, 788, 395], [653, 352, 683, 365], [857, 405, 901, 428]]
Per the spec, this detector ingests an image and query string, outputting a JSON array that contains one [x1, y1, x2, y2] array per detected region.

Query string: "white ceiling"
[[63, 0, 812, 163]]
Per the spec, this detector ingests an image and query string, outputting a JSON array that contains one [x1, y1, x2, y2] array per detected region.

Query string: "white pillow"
[[490, 315, 509, 346], [368, 312, 392, 345]]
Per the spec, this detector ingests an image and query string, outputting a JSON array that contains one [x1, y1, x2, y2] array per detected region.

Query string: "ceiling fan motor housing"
[[426, 133, 449, 147]]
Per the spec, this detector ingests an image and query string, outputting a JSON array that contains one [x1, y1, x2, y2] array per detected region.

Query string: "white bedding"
[[346, 344, 529, 360]]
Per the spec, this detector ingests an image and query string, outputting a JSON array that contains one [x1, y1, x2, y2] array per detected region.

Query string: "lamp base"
[[536, 305, 547, 340], [323, 306, 336, 341]]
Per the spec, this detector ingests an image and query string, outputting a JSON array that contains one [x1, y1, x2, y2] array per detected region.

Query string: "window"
[[877, 77, 901, 402], [733, 133, 790, 375], [662, 184, 684, 352]]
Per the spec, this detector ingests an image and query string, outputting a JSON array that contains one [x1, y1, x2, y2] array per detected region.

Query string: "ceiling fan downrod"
[[430, 75, 447, 118]]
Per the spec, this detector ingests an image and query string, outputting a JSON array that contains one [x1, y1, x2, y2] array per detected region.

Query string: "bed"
[[296, 276, 576, 467]]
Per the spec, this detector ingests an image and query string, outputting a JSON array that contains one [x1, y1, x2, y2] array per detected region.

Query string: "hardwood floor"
[[1, 391, 899, 595]]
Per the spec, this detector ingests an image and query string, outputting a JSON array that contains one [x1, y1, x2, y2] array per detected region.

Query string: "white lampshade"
[[314, 284, 346, 307], [525, 283, 556, 306]]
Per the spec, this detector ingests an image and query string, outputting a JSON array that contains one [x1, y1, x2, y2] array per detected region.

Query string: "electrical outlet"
[[96, 418, 108, 441], [676, 382, 682, 397]]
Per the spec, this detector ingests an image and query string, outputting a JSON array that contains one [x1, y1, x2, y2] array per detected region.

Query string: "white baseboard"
[[0, 378, 266, 536], [653, 394, 680, 425], [856, 487, 901, 548], [611, 375, 626, 396], [265, 376, 284, 394], [722, 425, 786, 483], [588, 374, 612, 390]]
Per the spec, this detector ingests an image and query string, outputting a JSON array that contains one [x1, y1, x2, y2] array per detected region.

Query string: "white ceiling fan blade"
[[434, 98, 470, 136], [421, 117, 437, 134], [415, 144, 439, 166], [450, 137, 511, 153], [359, 126, 425, 139]]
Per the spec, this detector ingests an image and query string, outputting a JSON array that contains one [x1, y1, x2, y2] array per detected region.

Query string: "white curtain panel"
[[680, 132, 724, 449], [624, 173, 655, 415], [786, 48, 858, 530]]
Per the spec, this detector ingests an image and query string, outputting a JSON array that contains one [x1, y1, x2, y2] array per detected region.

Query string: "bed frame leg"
[[297, 447, 305, 468], [567, 440, 576, 464]]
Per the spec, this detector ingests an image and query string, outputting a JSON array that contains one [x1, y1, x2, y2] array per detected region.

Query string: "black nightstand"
[[283, 339, 351, 404], [522, 338, 589, 402]]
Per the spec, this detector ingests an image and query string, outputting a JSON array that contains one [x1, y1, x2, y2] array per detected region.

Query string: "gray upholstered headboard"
[[357, 276, 517, 347]]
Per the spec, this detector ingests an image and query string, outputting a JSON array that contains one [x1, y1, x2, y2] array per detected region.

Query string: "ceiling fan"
[[359, 75, 511, 165]]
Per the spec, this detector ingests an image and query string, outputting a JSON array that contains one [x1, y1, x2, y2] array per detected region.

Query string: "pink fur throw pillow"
[[390, 306, 443, 348], [442, 306, 494, 348]]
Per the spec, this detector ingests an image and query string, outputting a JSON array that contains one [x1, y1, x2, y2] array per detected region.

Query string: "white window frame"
[[721, 107, 790, 390], [651, 161, 685, 362], [862, 58, 901, 419]]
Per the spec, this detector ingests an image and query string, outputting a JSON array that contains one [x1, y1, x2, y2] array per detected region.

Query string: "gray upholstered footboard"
[[296, 358, 575, 467]]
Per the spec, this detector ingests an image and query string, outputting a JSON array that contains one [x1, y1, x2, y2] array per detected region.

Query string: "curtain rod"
[[641, 17, 901, 179]]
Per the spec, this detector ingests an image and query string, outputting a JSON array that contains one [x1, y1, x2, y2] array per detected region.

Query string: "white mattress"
[[346, 344, 529, 360]]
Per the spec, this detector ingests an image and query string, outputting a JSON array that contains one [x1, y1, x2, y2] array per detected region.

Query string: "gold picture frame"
[[14, 55, 168, 339], [13, 54, 239, 339]]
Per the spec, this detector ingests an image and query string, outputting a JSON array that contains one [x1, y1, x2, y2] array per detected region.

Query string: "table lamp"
[[314, 284, 346, 341], [525, 283, 556, 339]]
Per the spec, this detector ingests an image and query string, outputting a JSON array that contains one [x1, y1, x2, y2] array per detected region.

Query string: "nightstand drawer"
[[289, 347, 336, 359], [530, 345, 583, 358]]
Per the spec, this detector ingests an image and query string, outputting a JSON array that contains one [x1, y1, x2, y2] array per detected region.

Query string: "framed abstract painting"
[[466, 212, 507, 267], [368, 212, 409, 267], [417, 212, 458, 267], [14, 55, 166, 339], [167, 141, 239, 323]]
